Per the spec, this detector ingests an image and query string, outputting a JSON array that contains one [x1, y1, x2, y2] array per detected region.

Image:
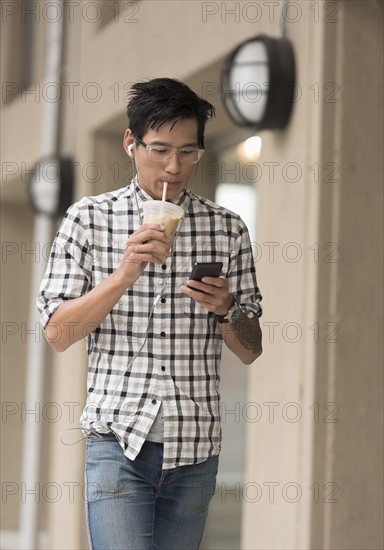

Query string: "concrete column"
[[311, 2, 383, 549], [44, 11, 90, 550], [242, 2, 383, 549]]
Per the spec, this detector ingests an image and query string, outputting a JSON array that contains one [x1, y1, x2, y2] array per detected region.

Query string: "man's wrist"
[[110, 268, 134, 291], [213, 295, 241, 324]]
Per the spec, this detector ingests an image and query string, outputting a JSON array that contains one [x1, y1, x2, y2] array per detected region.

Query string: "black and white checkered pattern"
[[37, 180, 262, 469]]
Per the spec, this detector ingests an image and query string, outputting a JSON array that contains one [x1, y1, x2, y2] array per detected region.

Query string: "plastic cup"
[[141, 200, 184, 260]]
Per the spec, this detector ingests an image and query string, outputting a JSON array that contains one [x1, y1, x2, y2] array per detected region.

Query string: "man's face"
[[124, 118, 199, 201]]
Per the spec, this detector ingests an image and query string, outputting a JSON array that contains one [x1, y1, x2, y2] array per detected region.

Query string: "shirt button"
[[161, 366, 166, 371], [152, 399, 157, 405], [161, 297, 166, 304], [160, 332, 166, 338], [161, 264, 166, 270]]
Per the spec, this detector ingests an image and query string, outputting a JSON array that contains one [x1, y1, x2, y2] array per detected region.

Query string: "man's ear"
[[123, 129, 134, 153]]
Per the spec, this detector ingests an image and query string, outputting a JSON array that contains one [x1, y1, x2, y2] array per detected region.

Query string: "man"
[[38, 78, 262, 550]]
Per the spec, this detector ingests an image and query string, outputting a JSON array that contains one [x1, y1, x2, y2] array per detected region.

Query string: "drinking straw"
[[162, 181, 168, 202]]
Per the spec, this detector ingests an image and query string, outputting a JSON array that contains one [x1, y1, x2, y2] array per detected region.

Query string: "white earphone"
[[127, 144, 134, 157]]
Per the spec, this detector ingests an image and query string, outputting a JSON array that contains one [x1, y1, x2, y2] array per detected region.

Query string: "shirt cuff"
[[39, 300, 63, 329]]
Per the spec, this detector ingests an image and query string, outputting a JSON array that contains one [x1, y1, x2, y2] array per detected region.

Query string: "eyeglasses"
[[134, 136, 204, 164]]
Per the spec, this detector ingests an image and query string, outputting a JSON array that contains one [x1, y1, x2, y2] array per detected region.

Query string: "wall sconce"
[[27, 155, 75, 217], [221, 33, 296, 131]]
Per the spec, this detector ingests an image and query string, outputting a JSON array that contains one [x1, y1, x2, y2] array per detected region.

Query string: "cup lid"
[[141, 200, 184, 218]]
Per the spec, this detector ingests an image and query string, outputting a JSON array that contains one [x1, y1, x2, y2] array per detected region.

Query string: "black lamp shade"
[[222, 34, 296, 130]]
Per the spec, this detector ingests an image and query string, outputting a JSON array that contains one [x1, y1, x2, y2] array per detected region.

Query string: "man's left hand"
[[180, 276, 233, 316]]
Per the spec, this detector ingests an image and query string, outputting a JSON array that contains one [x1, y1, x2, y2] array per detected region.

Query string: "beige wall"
[[1, 1, 382, 549], [241, 4, 323, 547]]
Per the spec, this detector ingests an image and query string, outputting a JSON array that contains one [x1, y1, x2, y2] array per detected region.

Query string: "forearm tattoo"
[[231, 311, 262, 353]]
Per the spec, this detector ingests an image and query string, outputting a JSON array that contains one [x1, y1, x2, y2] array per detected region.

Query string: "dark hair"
[[126, 78, 215, 148]]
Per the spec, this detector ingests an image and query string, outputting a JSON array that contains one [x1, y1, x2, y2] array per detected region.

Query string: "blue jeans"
[[85, 433, 219, 550]]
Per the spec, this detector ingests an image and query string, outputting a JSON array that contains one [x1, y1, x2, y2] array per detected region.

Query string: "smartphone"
[[187, 262, 223, 292]]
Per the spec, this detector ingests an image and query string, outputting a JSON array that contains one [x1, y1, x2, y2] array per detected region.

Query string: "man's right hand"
[[116, 224, 171, 287]]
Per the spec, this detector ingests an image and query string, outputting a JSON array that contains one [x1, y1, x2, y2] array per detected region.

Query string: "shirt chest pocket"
[[183, 298, 211, 325]]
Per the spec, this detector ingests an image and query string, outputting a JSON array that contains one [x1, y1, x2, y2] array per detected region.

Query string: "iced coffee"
[[141, 201, 184, 261]]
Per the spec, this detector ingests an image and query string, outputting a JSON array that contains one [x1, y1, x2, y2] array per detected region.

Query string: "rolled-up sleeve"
[[228, 220, 263, 318], [37, 203, 93, 329]]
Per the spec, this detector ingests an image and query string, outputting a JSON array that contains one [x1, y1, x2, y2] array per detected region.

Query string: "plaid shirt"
[[37, 180, 262, 469]]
